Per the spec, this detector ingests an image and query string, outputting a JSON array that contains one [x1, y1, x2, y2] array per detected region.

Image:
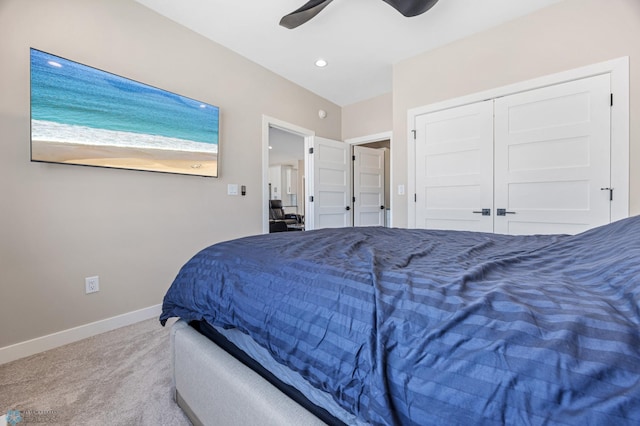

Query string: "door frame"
[[407, 56, 629, 228], [345, 131, 393, 226], [262, 115, 314, 234]]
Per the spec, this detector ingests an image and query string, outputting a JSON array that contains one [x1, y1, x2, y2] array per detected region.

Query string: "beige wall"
[[342, 92, 392, 140], [392, 0, 640, 227], [0, 0, 340, 348], [3, 0, 639, 350]]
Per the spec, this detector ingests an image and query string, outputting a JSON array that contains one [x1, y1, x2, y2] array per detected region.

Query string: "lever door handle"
[[600, 187, 614, 201], [473, 208, 491, 216], [497, 208, 516, 216], [345, 206, 351, 211]]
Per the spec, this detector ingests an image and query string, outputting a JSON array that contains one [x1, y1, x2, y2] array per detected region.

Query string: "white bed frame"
[[170, 320, 328, 426]]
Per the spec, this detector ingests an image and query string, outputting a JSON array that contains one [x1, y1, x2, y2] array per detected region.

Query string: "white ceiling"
[[135, 0, 563, 106]]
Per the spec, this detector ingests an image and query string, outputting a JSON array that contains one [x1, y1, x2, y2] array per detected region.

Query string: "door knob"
[[345, 206, 351, 211]]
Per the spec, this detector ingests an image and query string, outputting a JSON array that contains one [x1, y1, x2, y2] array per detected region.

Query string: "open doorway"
[[262, 116, 394, 233], [262, 116, 314, 234], [353, 139, 390, 227], [347, 132, 392, 227], [268, 127, 305, 232]]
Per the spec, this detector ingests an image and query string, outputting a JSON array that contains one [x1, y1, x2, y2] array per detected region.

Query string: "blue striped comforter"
[[160, 217, 640, 425]]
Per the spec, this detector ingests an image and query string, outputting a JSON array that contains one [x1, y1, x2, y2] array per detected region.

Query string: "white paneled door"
[[494, 74, 611, 235], [307, 137, 352, 230], [353, 146, 385, 227], [413, 74, 612, 235], [414, 101, 494, 232]]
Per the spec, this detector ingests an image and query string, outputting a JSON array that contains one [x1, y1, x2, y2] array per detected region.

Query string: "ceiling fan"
[[280, 0, 439, 29]]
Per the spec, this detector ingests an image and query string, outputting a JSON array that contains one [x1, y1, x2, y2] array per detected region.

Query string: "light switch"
[[227, 184, 238, 195], [398, 184, 405, 195]]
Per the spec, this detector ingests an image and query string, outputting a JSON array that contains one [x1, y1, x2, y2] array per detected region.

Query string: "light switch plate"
[[227, 184, 238, 195]]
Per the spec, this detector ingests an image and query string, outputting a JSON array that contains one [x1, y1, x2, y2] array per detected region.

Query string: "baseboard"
[[0, 304, 162, 365]]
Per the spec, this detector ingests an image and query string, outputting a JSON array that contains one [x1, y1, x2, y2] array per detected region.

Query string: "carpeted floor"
[[0, 318, 191, 425]]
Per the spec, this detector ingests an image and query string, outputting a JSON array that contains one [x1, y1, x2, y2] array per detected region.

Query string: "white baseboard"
[[0, 304, 162, 365]]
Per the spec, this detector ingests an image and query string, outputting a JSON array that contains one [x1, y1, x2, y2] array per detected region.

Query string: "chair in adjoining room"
[[269, 199, 303, 232], [269, 220, 289, 233]]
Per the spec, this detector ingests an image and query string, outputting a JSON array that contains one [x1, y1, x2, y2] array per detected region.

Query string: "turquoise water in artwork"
[[30, 48, 219, 149]]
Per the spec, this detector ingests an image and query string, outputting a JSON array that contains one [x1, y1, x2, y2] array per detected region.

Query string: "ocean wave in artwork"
[[31, 119, 217, 154]]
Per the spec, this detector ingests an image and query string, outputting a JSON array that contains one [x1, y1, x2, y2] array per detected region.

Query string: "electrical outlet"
[[85, 276, 99, 294]]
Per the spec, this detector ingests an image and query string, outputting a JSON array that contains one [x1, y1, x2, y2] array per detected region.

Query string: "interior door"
[[414, 100, 494, 232], [353, 146, 385, 227], [306, 137, 352, 230], [494, 74, 611, 235]]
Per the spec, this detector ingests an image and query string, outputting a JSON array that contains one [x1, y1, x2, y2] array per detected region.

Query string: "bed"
[[160, 216, 640, 425]]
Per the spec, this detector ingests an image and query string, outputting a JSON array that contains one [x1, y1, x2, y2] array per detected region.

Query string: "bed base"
[[170, 319, 327, 426]]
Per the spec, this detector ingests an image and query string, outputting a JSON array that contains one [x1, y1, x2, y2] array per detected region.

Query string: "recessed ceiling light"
[[315, 58, 328, 68]]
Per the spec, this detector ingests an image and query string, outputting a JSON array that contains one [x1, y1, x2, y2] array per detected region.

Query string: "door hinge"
[[411, 129, 417, 140], [610, 93, 613, 107], [352, 155, 356, 161], [309, 195, 314, 202], [414, 193, 417, 202], [353, 196, 356, 202], [309, 147, 314, 154]]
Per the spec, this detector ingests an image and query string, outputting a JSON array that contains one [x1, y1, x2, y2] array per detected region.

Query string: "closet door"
[[353, 145, 385, 227], [494, 74, 611, 235], [414, 101, 494, 232]]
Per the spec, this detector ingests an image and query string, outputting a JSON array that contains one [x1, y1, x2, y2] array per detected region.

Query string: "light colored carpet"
[[0, 318, 191, 425]]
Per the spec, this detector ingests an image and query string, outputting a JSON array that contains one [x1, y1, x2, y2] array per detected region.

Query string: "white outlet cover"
[[85, 276, 99, 294]]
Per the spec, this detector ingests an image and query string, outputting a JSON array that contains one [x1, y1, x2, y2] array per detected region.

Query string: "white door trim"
[[408, 56, 629, 228], [345, 131, 394, 226], [262, 115, 314, 234]]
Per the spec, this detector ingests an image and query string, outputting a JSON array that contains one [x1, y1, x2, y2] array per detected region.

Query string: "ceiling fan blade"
[[382, 0, 439, 17], [279, 0, 334, 29]]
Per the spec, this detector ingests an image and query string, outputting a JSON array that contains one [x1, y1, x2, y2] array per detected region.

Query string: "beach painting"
[[30, 48, 220, 177]]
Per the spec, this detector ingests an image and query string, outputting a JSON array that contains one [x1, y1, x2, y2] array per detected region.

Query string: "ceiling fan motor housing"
[[383, 0, 440, 17]]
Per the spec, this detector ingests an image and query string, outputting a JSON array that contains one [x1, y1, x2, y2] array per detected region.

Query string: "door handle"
[[380, 205, 385, 210], [472, 208, 491, 216], [600, 187, 613, 201], [496, 209, 516, 216], [345, 206, 351, 211]]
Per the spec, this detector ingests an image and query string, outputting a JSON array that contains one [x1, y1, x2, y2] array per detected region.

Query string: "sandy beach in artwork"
[[31, 120, 218, 176], [32, 140, 217, 176]]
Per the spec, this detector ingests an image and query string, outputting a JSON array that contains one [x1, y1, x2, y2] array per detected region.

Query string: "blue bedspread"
[[160, 217, 640, 425]]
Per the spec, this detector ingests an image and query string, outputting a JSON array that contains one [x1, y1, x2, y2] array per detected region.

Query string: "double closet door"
[[414, 74, 612, 235]]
